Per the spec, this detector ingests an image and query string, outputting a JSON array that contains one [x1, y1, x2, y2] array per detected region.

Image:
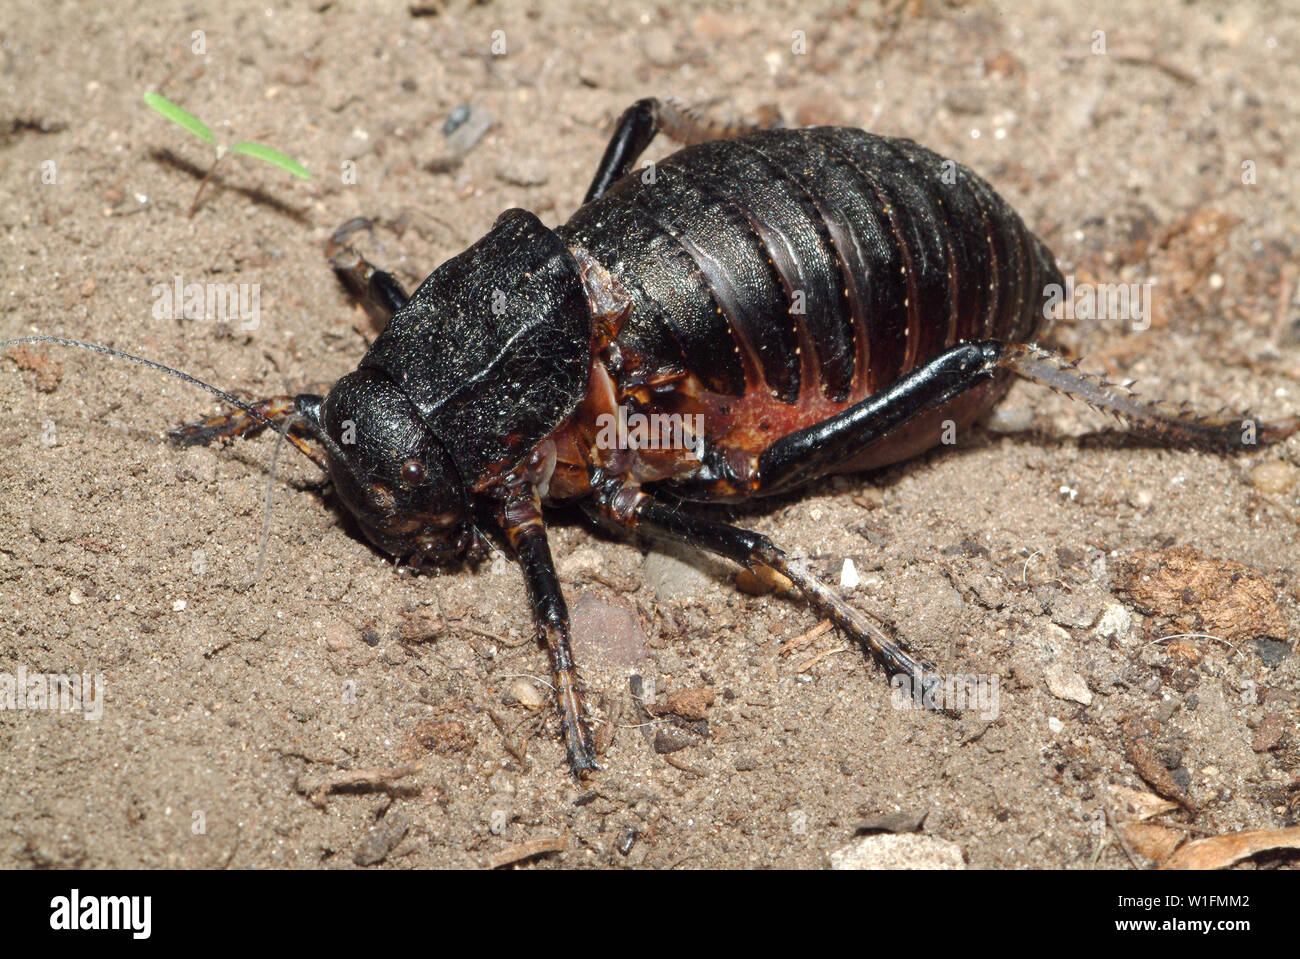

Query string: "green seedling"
[[143, 91, 310, 217]]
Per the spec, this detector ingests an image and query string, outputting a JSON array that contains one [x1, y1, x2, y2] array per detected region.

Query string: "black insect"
[[7, 98, 1296, 778]]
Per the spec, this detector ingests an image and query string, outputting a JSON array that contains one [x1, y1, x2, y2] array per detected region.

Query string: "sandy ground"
[[1, 0, 1298, 870]]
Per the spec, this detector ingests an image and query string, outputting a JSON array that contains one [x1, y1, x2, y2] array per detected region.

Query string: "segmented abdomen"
[[557, 127, 1061, 405]]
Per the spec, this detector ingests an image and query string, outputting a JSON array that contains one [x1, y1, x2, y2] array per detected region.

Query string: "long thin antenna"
[[250, 413, 299, 588], [2, 334, 274, 425], [0, 335, 317, 463]]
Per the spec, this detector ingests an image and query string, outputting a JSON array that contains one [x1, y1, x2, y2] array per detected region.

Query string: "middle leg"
[[583, 483, 950, 708]]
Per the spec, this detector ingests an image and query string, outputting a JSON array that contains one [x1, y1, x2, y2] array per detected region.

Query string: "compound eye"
[[400, 459, 426, 486]]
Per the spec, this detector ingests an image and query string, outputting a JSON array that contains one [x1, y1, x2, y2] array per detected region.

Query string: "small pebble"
[[68, 589, 84, 606], [942, 85, 986, 115], [508, 678, 547, 709], [830, 834, 965, 870], [840, 558, 860, 589], [1251, 461, 1298, 494], [1093, 602, 1136, 647], [429, 109, 493, 170], [172, 600, 187, 612], [353, 810, 410, 867], [984, 405, 1034, 434], [1045, 664, 1093, 705], [570, 593, 647, 667], [653, 728, 695, 754], [495, 156, 550, 187], [442, 104, 472, 137]]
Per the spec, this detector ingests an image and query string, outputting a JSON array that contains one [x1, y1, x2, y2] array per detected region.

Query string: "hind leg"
[[752, 341, 1299, 496]]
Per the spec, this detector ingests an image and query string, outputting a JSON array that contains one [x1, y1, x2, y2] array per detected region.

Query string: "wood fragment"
[[793, 645, 850, 673], [486, 837, 569, 869], [663, 753, 707, 777], [1124, 740, 1195, 811], [779, 618, 832, 656], [1160, 826, 1300, 870], [1107, 784, 1179, 823], [295, 761, 424, 808]]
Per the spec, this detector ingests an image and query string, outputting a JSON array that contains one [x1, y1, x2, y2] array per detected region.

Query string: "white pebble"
[[840, 558, 860, 589]]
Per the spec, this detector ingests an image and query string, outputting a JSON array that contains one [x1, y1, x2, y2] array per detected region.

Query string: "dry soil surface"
[[1, 0, 1298, 869]]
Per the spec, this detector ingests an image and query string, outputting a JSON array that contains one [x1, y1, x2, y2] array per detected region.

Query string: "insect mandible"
[[6, 98, 1297, 778]]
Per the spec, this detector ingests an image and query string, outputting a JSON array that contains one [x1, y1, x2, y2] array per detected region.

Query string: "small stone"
[[172, 599, 187, 612], [1045, 664, 1093, 705], [1251, 461, 1298, 494], [570, 593, 647, 667], [1047, 716, 1065, 735], [830, 834, 965, 870], [985, 51, 1022, 77], [653, 728, 695, 754], [852, 809, 928, 835], [1049, 593, 1100, 629], [663, 685, 715, 721], [643, 543, 725, 599], [984, 405, 1034, 433], [839, 558, 860, 589], [353, 810, 410, 866], [68, 589, 84, 606], [558, 546, 604, 582], [852, 487, 884, 510], [1093, 602, 1136, 646], [736, 564, 796, 597], [428, 109, 493, 170], [1129, 489, 1154, 509], [942, 85, 986, 115], [508, 678, 547, 709], [323, 621, 354, 651], [495, 156, 550, 187], [442, 104, 472, 136], [1252, 712, 1287, 752], [642, 31, 677, 67]]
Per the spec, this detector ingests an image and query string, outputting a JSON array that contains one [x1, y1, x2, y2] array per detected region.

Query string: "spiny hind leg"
[[999, 343, 1299, 450], [583, 97, 782, 203], [751, 339, 1299, 497]]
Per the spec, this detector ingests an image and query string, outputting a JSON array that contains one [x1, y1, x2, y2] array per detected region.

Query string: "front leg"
[[494, 483, 598, 778], [169, 393, 329, 470]]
